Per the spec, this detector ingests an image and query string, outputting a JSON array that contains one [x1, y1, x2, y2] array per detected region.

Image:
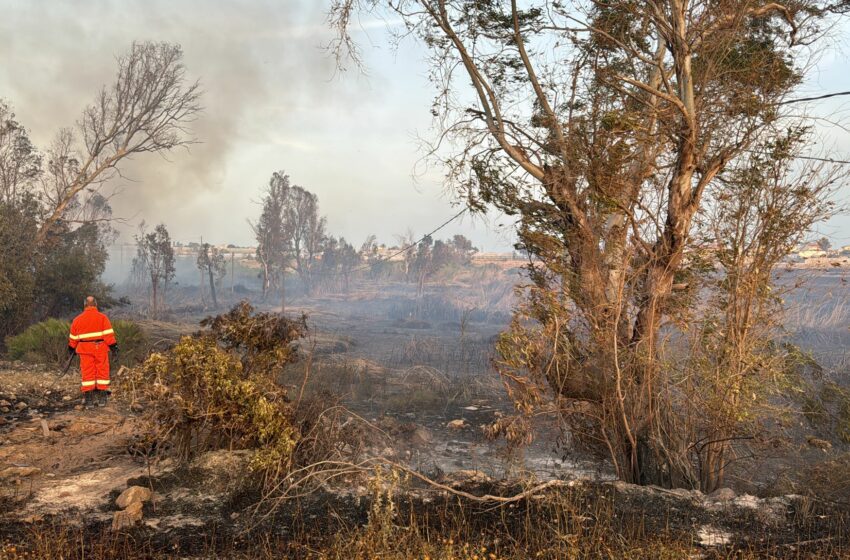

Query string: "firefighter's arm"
[[68, 319, 79, 350], [103, 315, 118, 353], [102, 315, 117, 347]]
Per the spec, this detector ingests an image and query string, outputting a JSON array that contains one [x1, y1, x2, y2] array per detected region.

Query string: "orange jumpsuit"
[[68, 307, 117, 392]]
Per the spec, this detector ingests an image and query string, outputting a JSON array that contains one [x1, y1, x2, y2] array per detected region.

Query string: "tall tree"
[[35, 41, 201, 244], [332, 0, 845, 487], [411, 235, 434, 296], [251, 172, 292, 310], [196, 243, 227, 309], [0, 104, 110, 339], [0, 100, 41, 204], [134, 224, 175, 319], [0, 198, 39, 341], [0, 40, 200, 337], [252, 172, 329, 309], [287, 186, 327, 295], [321, 236, 360, 292]]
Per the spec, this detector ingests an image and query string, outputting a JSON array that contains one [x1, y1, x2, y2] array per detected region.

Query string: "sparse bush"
[[800, 452, 850, 505], [805, 381, 850, 444], [199, 300, 307, 376], [5, 318, 146, 367], [130, 303, 303, 475], [128, 301, 361, 498], [398, 336, 440, 366], [138, 335, 300, 481]]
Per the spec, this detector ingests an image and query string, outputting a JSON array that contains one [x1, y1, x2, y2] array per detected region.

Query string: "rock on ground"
[[447, 419, 466, 430], [112, 501, 144, 531], [116, 485, 153, 509]]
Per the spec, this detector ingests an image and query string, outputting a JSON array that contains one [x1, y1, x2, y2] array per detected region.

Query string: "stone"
[[116, 485, 153, 509], [1, 407, 9, 413], [708, 487, 736, 502], [62, 395, 72, 402], [0, 417, 6, 426], [410, 427, 432, 445], [0, 400, 10, 407], [40, 419, 50, 437], [447, 419, 466, 430], [0, 466, 41, 480], [806, 436, 832, 450], [14, 402, 27, 411], [111, 501, 144, 531]]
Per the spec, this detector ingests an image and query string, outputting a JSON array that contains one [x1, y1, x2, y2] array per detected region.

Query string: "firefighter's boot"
[[83, 391, 94, 410], [97, 390, 109, 407]]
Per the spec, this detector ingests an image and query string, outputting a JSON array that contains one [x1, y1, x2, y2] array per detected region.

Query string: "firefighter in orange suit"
[[68, 296, 118, 408]]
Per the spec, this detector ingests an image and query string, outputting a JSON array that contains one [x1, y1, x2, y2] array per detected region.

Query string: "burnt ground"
[[2, 339, 846, 557], [2, 270, 850, 557]]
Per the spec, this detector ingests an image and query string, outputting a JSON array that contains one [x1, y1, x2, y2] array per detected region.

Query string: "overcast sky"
[[1, 1, 848, 251]]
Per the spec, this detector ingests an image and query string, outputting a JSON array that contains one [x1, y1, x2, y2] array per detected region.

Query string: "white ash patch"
[[697, 525, 732, 546]]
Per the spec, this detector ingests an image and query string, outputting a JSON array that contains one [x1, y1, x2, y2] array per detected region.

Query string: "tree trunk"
[[151, 279, 159, 320], [208, 266, 218, 309], [260, 262, 269, 301], [280, 271, 286, 314]]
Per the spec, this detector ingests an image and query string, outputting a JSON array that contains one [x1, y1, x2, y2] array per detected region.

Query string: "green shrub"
[[110, 320, 148, 367], [138, 336, 299, 478], [5, 318, 148, 367], [5, 318, 70, 365], [130, 302, 309, 490]]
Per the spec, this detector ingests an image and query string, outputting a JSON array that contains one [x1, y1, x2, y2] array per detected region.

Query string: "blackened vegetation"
[[4, 478, 848, 559]]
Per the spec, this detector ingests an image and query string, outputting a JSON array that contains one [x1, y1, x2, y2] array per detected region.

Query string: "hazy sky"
[[1, 1, 848, 250]]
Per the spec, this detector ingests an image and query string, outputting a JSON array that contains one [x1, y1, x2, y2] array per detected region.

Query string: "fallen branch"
[[381, 459, 574, 504]]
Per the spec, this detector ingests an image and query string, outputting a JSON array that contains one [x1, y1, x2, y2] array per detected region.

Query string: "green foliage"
[[5, 318, 147, 367], [5, 318, 72, 365], [0, 199, 39, 341], [110, 320, 148, 367], [199, 301, 307, 375], [33, 221, 111, 320], [139, 336, 299, 475], [132, 302, 307, 487], [0, 200, 111, 344]]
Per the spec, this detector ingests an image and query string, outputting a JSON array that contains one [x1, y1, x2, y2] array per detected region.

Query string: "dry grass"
[[3, 477, 849, 559]]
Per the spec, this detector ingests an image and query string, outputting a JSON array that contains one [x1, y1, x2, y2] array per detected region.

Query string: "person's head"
[[84, 296, 98, 309]]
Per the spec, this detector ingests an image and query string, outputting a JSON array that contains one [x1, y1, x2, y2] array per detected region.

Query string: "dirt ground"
[[1, 339, 849, 558], [0, 363, 154, 519], [2, 269, 850, 557]]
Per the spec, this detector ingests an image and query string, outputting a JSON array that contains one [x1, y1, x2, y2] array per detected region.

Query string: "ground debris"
[[111, 500, 144, 531], [446, 419, 466, 430], [698, 524, 733, 546], [116, 485, 152, 509], [0, 466, 41, 480]]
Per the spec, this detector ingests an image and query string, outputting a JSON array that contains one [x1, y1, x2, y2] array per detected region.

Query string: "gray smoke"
[[0, 0, 515, 252], [0, 0, 336, 238]]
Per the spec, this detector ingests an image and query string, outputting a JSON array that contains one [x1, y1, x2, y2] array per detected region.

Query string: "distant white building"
[[796, 243, 827, 259]]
